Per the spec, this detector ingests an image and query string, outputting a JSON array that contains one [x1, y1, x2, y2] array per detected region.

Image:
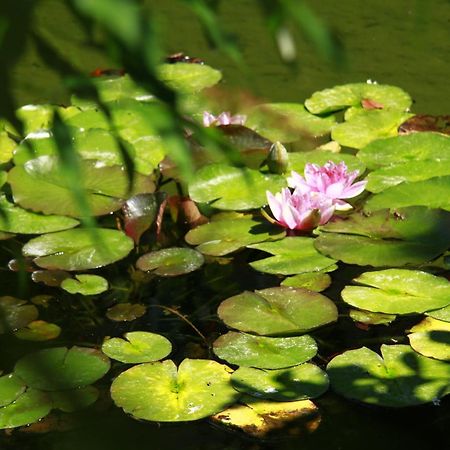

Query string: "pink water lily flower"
[[287, 161, 367, 211], [266, 188, 335, 231], [202, 111, 247, 127]]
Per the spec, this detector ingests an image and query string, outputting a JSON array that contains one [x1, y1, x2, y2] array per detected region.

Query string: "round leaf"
[[218, 287, 338, 335], [349, 309, 396, 326], [14, 346, 111, 391], [281, 273, 332, 292], [427, 304, 450, 322], [408, 318, 450, 361], [111, 359, 238, 422], [0, 296, 39, 334], [327, 345, 450, 407], [22, 228, 134, 271], [0, 374, 26, 407], [106, 303, 146, 322], [14, 320, 61, 341], [102, 331, 172, 363], [61, 274, 109, 295]]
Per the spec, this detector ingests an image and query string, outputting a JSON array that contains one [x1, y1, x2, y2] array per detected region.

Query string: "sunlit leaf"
[[408, 317, 450, 361], [61, 274, 109, 295], [281, 272, 331, 292], [349, 309, 396, 326]]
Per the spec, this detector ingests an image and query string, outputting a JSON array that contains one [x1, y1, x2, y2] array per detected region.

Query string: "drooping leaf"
[[0, 297, 39, 334], [14, 320, 61, 341], [61, 274, 109, 295], [218, 287, 338, 335], [102, 331, 172, 363], [408, 317, 450, 361], [122, 193, 158, 243], [22, 228, 134, 271], [327, 345, 450, 407], [111, 359, 238, 422]]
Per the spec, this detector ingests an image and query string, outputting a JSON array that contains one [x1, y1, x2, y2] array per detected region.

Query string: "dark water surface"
[[3, 1, 450, 449]]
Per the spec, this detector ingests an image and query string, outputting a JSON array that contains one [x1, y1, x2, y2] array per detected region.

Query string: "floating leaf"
[[23, 228, 134, 271], [218, 287, 338, 335], [106, 303, 146, 322], [188, 164, 286, 210], [0, 132, 17, 164], [231, 364, 328, 400], [210, 396, 320, 439], [349, 309, 396, 326], [327, 345, 450, 407], [0, 297, 39, 334], [102, 331, 172, 363], [61, 274, 109, 295], [281, 273, 332, 292], [31, 270, 71, 287], [408, 318, 450, 361], [136, 248, 204, 276], [14, 346, 110, 391], [0, 389, 52, 429], [185, 215, 284, 256], [8, 156, 155, 217], [111, 359, 238, 422], [50, 385, 99, 413], [248, 237, 337, 275], [122, 194, 158, 243], [341, 269, 450, 315], [245, 103, 336, 143], [14, 320, 61, 341], [0, 374, 26, 407], [214, 332, 317, 369], [305, 83, 412, 114], [427, 305, 450, 322]]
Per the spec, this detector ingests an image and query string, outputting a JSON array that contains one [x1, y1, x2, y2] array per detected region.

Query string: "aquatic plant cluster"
[[0, 61, 449, 438]]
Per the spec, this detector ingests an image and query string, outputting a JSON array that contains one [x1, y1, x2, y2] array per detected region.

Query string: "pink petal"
[[266, 191, 282, 221], [340, 180, 368, 199]]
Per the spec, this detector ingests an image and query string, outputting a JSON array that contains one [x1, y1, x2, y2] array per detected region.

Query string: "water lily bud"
[[267, 141, 289, 174]]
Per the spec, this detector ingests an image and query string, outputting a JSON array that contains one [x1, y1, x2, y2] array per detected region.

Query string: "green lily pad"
[[106, 303, 146, 322], [14, 346, 111, 391], [287, 151, 365, 176], [427, 304, 450, 322], [50, 385, 99, 412], [15, 104, 54, 132], [8, 156, 155, 217], [185, 215, 285, 256], [188, 164, 286, 210], [92, 75, 151, 103], [14, 320, 61, 341], [0, 196, 79, 234], [102, 331, 172, 363], [281, 273, 332, 292], [364, 177, 450, 212], [22, 228, 134, 271], [408, 318, 450, 361], [61, 274, 109, 295], [0, 296, 39, 334], [0, 374, 26, 407], [245, 103, 336, 143], [341, 269, 450, 314], [0, 389, 52, 429], [305, 83, 412, 114], [111, 359, 238, 422], [231, 363, 329, 400], [357, 132, 450, 170], [248, 237, 337, 275], [349, 309, 396, 326], [157, 63, 222, 93], [210, 396, 320, 439], [0, 132, 16, 164], [136, 248, 204, 277], [327, 344, 450, 407], [218, 287, 338, 335], [332, 109, 412, 149], [213, 332, 317, 369]]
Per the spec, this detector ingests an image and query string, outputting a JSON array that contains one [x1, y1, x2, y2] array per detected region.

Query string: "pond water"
[[1, 1, 449, 449]]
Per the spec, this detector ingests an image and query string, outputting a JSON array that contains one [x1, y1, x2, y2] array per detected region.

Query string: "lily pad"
[[31, 270, 71, 287], [102, 331, 172, 363], [14, 346, 111, 391], [136, 248, 204, 277], [50, 385, 99, 413], [327, 344, 450, 407], [231, 364, 329, 400], [213, 332, 317, 369], [188, 164, 286, 210], [341, 269, 450, 314], [0, 374, 26, 407], [408, 318, 450, 361], [185, 215, 285, 256], [61, 274, 109, 295], [217, 287, 338, 335], [331, 109, 412, 149], [106, 303, 146, 322], [8, 155, 155, 217], [0, 389, 52, 429], [0, 296, 39, 334], [305, 83, 412, 114], [245, 103, 336, 143], [0, 132, 16, 164], [22, 228, 134, 271], [281, 273, 332, 292], [349, 309, 396, 326], [14, 320, 61, 341], [111, 359, 238, 422], [210, 396, 320, 439], [427, 305, 450, 322], [248, 237, 337, 275]]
